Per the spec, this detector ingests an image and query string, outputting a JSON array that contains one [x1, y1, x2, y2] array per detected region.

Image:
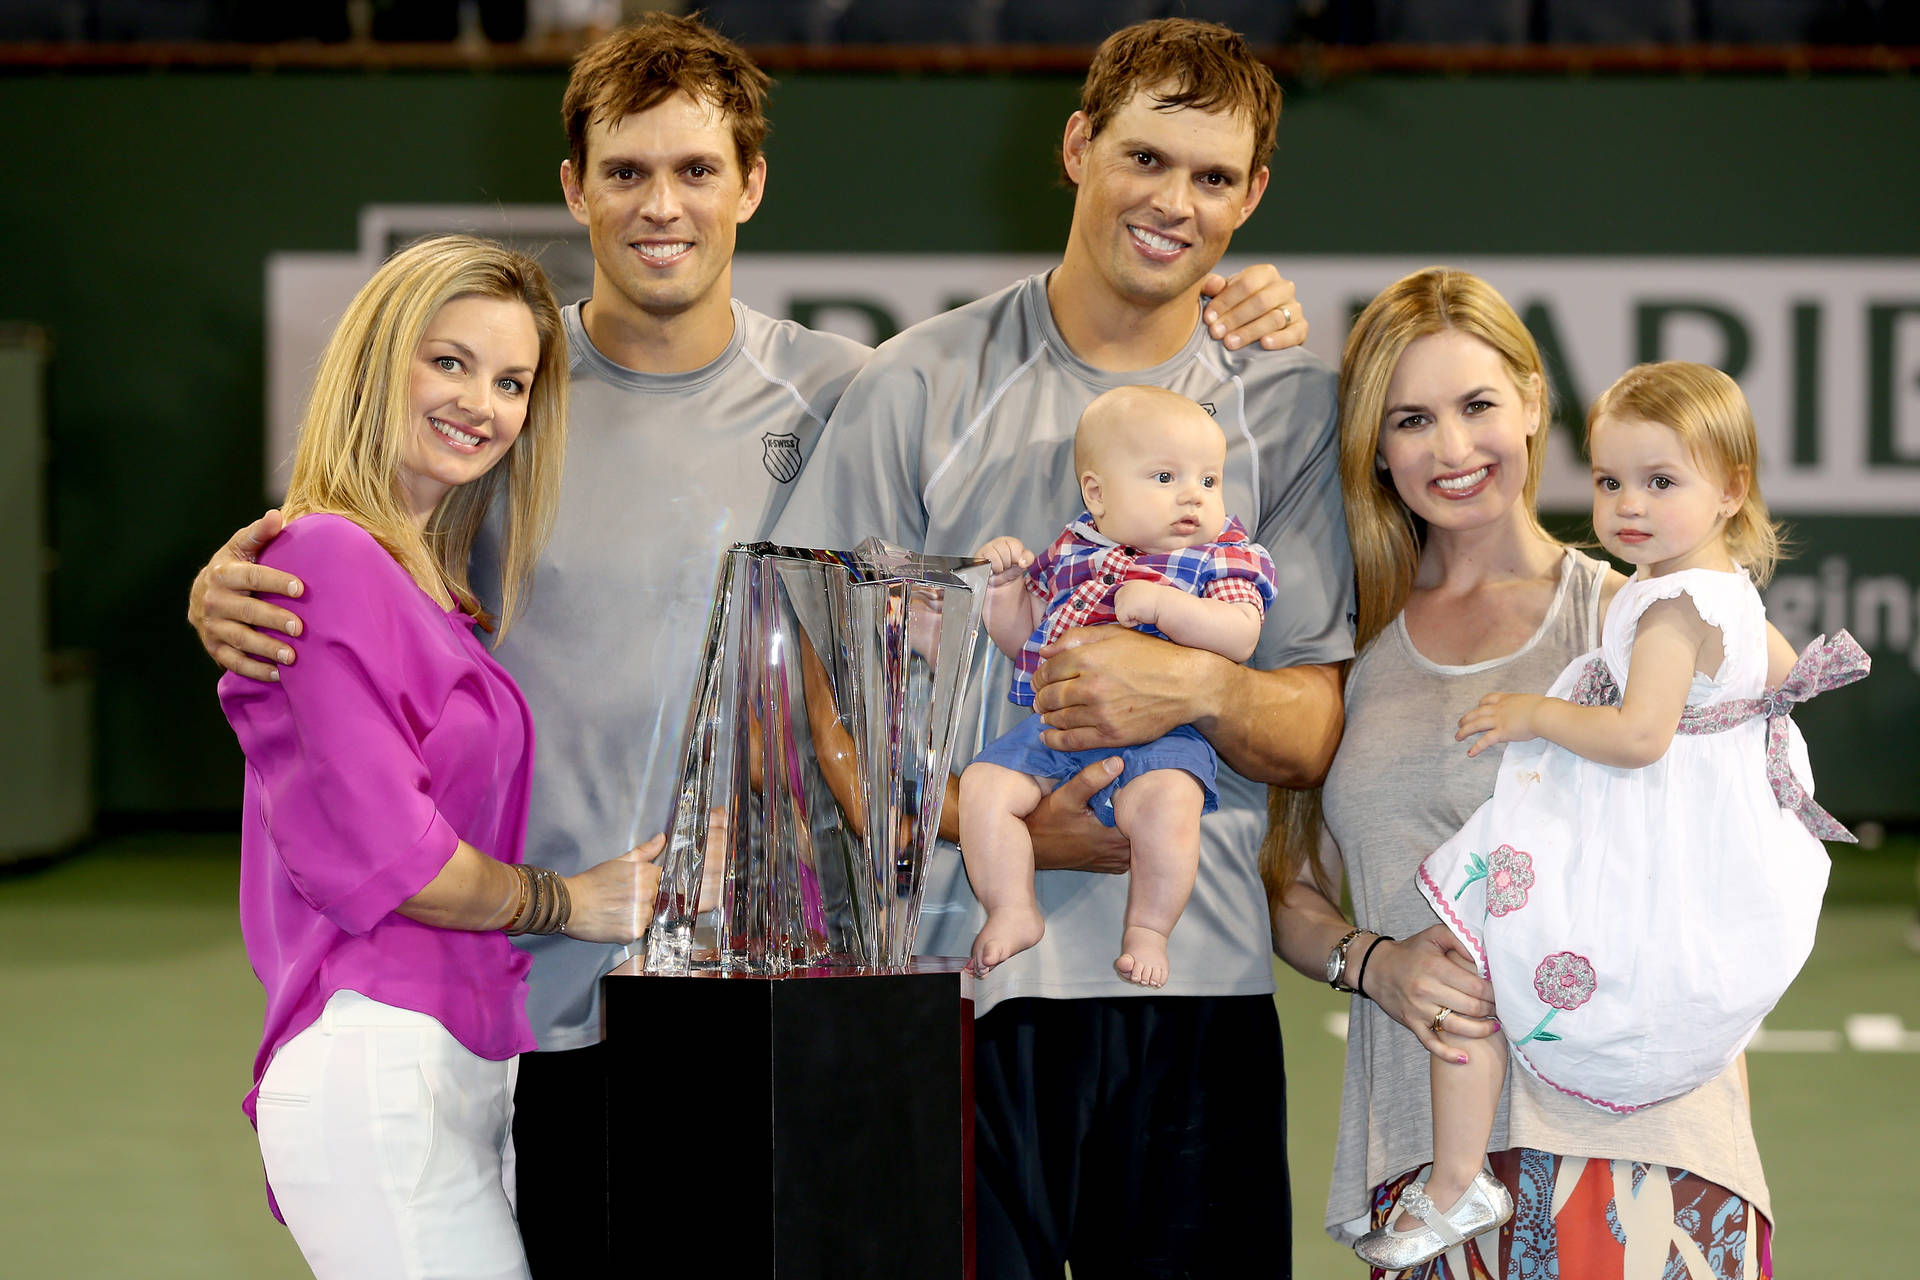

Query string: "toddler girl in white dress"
[[1356, 361, 1868, 1270]]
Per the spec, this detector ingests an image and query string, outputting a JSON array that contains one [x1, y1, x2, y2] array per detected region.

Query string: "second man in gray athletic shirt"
[[774, 19, 1353, 1278]]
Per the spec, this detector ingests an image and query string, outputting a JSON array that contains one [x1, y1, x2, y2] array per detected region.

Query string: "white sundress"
[[1417, 568, 1848, 1114]]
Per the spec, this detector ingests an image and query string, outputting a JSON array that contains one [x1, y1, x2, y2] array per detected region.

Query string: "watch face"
[[1325, 949, 1343, 982]]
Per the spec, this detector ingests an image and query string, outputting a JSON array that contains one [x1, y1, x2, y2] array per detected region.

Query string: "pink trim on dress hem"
[[1416, 860, 1489, 978]]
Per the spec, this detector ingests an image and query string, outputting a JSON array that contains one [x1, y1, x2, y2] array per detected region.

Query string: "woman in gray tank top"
[[1263, 269, 1774, 1278]]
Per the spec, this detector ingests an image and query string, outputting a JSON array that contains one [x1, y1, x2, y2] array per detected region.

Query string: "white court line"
[[1845, 1014, 1920, 1051], [1749, 1028, 1843, 1052], [1319, 1012, 1920, 1052]]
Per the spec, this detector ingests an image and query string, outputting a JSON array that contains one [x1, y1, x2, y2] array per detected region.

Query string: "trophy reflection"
[[642, 539, 988, 974]]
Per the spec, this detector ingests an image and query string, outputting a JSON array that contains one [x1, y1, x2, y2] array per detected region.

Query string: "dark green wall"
[[2, 70, 1914, 817]]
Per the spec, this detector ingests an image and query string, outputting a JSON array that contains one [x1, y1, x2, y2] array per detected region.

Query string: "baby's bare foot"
[[1115, 926, 1171, 988], [969, 906, 1045, 975]]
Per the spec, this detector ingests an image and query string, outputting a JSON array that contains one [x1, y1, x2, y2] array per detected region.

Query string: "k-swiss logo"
[[1199, 402, 1217, 417], [761, 431, 803, 483]]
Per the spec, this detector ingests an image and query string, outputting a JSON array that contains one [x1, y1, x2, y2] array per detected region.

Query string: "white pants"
[[255, 990, 529, 1280]]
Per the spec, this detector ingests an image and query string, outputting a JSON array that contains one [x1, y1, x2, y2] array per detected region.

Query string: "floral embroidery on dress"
[[1513, 951, 1597, 1046], [1535, 951, 1597, 1008], [1452, 850, 1486, 901], [1451, 844, 1537, 916], [1484, 845, 1535, 916]]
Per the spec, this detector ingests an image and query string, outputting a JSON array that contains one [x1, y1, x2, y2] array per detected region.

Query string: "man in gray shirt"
[[189, 16, 871, 1271], [773, 19, 1352, 1278], [190, 14, 1312, 1272]]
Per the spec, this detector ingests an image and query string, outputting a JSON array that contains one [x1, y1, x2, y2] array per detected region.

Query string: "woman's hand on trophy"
[[1025, 757, 1132, 874], [563, 835, 666, 944]]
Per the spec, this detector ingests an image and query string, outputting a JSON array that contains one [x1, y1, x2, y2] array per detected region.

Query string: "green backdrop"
[[0, 68, 1913, 819]]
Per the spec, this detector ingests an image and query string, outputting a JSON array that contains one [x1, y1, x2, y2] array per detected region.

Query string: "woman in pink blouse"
[[219, 235, 659, 1279]]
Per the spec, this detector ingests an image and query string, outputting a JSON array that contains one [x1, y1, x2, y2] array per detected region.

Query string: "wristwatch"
[[1325, 928, 1364, 993]]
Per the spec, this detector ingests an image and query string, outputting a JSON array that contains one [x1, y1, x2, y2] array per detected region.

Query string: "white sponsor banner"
[[265, 206, 1920, 514]]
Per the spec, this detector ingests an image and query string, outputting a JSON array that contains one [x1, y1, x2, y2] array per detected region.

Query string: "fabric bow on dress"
[[1570, 630, 1870, 842]]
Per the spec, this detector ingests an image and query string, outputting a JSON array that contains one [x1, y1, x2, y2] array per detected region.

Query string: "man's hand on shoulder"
[[188, 509, 306, 682], [1201, 264, 1308, 352]]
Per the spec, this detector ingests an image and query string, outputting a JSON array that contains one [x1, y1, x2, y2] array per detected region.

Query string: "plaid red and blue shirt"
[[1007, 513, 1277, 706]]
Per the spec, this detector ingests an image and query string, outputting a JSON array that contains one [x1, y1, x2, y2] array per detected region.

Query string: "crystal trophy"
[[642, 539, 987, 974]]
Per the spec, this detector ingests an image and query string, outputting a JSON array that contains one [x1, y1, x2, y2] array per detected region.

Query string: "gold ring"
[[1431, 1006, 1453, 1035], [1280, 304, 1294, 327]]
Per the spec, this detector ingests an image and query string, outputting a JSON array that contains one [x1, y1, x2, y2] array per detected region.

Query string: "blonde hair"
[[281, 234, 567, 639], [1261, 267, 1554, 905], [1072, 384, 1220, 474], [1587, 361, 1783, 585]]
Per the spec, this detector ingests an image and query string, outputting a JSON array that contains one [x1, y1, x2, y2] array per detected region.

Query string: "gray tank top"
[[1317, 547, 1770, 1243]]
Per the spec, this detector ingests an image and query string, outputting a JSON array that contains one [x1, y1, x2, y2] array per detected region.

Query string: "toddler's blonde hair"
[[1587, 361, 1784, 585]]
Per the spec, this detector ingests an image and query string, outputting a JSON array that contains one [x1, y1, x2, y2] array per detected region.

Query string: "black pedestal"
[[602, 959, 974, 1279]]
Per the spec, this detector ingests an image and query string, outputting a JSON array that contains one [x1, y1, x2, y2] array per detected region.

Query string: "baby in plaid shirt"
[[959, 386, 1277, 988]]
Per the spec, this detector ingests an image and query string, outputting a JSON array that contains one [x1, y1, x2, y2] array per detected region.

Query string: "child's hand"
[[1457, 692, 1546, 757], [973, 536, 1033, 586], [1112, 580, 1168, 628]]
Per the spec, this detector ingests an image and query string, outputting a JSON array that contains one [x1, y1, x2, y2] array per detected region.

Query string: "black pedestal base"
[[602, 960, 974, 1278]]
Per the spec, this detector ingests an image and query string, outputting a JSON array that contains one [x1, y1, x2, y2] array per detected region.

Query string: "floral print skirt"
[[1367, 1149, 1771, 1279]]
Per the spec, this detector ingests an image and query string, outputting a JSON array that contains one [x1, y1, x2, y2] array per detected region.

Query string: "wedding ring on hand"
[[1431, 1006, 1453, 1035], [1280, 305, 1294, 327]]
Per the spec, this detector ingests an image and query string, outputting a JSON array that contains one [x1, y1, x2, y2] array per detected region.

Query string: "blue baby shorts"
[[967, 716, 1219, 828]]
